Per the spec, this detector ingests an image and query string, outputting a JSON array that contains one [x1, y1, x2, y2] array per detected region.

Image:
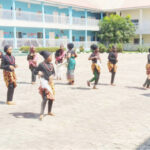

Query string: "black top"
[[108, 52, 117, 64], [34, 62, 55, 81], [55, 49, 64, 64], [90, 53, 100, 63], [1, 54, 16, 72], [148, 54, 150, 64]]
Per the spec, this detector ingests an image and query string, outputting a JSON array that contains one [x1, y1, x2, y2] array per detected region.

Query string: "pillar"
[[13, 27, 17, 49], [43, 28, 46, 47], [139, 9, 143, 31], [85, 10, 88, 50], [139, 34, 143, 46], [69, 7, 72, 42], [100, 12, 103, 20], [12, 0, 16, 20], [41, 2, 45, 23]]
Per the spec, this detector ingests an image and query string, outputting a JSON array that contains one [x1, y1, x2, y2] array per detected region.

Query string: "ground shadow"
[[141, 94, 150, 97], [55, 82, 69, 86], [0, 101, 6, 105], [17, 82, 31, 85], [98, 83, 110, 86], [136, 137, 150, 150], [126, 86, 146, 91], [71, 87, 91, 90], [10, 112, 39, 119]]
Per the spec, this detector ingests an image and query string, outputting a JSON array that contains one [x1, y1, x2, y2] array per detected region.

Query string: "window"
[[72, 36, 75, 41], [131, 19, 139, 26], [79, 36, 85, 41], [134, 38, 140, 44], [17, 32, 22, 38], [37, 32, 43, 38]]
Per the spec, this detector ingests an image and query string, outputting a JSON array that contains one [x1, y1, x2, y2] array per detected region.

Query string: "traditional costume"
[[87, 44, 101, 89], [143, 52, 150, 88], [66, 43, 77, 85], [55, 46, 66, 80], [108, 48, 118, 85], [34, 51, 55, 120], [27, 47, 38, 84], [1, 45, 17, 105]]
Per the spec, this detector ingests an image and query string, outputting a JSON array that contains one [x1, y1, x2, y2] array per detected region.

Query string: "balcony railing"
[[0, 9, 99, 27]]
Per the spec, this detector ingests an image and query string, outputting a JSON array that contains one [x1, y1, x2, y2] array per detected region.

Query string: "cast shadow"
[[136, 137, 150, 150], [126, 86, 146, 91], [98, 83, 110, 86], [141, 94, 150, 97], [10, 112, 39, 119], [71, 87, 91, 90], [17, 82, 31, 85], [55, 82, 69, 85], [0, 101, 6, 105]]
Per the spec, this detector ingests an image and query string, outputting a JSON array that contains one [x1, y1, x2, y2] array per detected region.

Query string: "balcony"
[[0, 9, 99, 30]]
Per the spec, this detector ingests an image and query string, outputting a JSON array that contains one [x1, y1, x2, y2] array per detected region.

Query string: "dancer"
[[107, 45, 118, 86], [27, 47, 38, 84], [66, 43, 77, 85], [34, 51, 55, 120], [143, 48, 150, 89], [87, 44, 101, 89], [55, 44, 66, 80], [1, 45, 17, 105]]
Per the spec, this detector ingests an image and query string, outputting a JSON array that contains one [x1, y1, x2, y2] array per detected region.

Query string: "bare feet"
[[87, 81, 90, 87], [39, 115, 44, 120], [93, 85, 98, 89], [111, 83, 116, 86], [6, 101, 16, 105], [48, 113, 55, 116], [31, 82, 36, 85]]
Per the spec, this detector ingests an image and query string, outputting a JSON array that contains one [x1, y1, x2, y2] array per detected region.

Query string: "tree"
[[98, 14, 136, 44]]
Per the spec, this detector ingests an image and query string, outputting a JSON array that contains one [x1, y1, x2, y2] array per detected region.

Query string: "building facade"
[[0, 0, 150, 50], [0, 0, 102, 49]]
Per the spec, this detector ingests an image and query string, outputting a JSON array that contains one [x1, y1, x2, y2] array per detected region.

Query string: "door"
[[37, 32, 43, 39], [17, 32, 22, 38], [49, 32, 55, 39], [87, 36, 91, 41]]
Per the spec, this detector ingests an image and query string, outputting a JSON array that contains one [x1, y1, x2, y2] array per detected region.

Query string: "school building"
[[0, 0, 150, 50]]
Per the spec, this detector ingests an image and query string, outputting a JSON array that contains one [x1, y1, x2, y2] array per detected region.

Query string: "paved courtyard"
[[0, 53, 150, 150]]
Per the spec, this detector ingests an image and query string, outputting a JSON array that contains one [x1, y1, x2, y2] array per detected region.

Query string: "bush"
[[19, 46, 60, 53], [98, 43, 107, 53], [116, 43, 123, 53], [108, 43, 123, 53], [79, 46, 84, 53], [137, 47, 148, 53]]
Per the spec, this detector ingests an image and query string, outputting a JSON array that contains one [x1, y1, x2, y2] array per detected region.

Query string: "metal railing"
[[0, 9, 99, 27]]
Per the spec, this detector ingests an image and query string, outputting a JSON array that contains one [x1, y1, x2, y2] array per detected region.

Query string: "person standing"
[[1, 45, 17, 105], [55, 44, 66, 80], [34, 51, 55, 120], [143, 48, 150, 89], [66, 43, 77, 85], [27, 47, 38, 84], [108, 45, 118, 86], [87, 44, 101, 89]]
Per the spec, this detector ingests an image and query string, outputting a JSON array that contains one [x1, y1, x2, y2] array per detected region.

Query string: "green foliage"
[[19, 46, 61, 53], [98, 43, 107, 53], [98, 14, 136, 44], [79, 46, 84, 52], [116, 43, 123, 53], [137, 46, 148, 53]]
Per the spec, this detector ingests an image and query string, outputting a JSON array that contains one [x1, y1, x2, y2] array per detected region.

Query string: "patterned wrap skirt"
[[107, 61, 117, 73], [146, 64, 150, 75], [3, 70, 17, 88], [39, 79, 55, 101], [91, 63, 100, 73]]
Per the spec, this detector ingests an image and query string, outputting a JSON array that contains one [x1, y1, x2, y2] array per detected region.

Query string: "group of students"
[[0, 43, 118, 120]]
